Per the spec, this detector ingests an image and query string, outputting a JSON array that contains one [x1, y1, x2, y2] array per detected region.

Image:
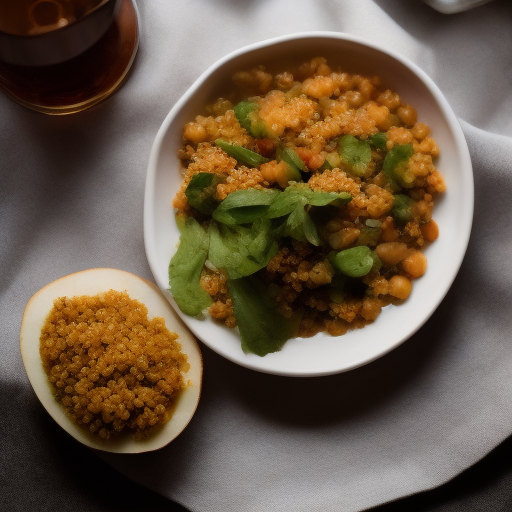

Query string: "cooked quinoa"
[[39, 290, 188, 440], [170, 57, 446, 352]]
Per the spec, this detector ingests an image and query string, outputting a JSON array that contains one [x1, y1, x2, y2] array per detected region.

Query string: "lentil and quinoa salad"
[[169, 57, 446, 357]]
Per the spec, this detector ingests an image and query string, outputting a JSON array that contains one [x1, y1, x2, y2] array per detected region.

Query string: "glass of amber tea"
[[0, 0, 139, 114]]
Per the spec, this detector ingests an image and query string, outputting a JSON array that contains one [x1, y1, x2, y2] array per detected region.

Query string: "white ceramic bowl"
[[144, 32, 473, 377]]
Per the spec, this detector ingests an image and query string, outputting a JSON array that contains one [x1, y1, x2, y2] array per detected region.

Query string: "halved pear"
[[20, 268, 202, 454]]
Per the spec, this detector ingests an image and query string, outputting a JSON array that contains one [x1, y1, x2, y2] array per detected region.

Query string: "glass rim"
[[0, 0, 116, 38], [0, 0, 120, 66]]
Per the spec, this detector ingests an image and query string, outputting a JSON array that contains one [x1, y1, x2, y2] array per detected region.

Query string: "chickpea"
[[421, 220, 439, 242], [324, 151, 341, 169], [183, 122, 207, 143], [411, 122, 430, 140], [379, 113, 401, 132], [308, 152, 325, 170], [376, 89, 401, 111], [388, 275, 412, 300], [401, 250, 427, 278], [397, 104, 418, 127], [375, 242, 412, 266]]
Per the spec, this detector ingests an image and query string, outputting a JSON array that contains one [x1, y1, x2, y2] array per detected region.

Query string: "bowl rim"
[[144, 31, 474, 377]]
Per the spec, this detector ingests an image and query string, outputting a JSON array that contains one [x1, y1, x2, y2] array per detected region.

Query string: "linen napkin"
[[2, 1, 511, 511]]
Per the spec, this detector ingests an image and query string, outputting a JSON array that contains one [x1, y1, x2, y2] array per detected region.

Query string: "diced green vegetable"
[[329, 274, 349, 303], [357, 225, 381, 248], [338, 134, 372, 177], [318, 160, 333, 172], [277, 146, 307, 173], [278, 165, 303, 188], [369, 132, 387, 151], [383, 144, 415, 188], [370, 250, 382, 272], [185, 172, 222, 214], [233, 101, 268, 138], [391, 194, 416, 225], [330, 246, 375, 278], [329, 288, 345, 304], [215, 138, 269, 167], [169, 216, 212, 316], [227, 275, 300, 356], [274, 146, 304, 185], [208, 218, 278, 279], [212, 188, 280, 225]]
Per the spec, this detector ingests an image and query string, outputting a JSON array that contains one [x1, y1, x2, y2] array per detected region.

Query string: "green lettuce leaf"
[[169, 216, 212, 316], [208, 218, 278, 279], [267, 184, 351, 218], [227, 275, 300, 356], [185, 172, 222, 214], [212, 188, 280, 225], [283, 204, 321, 246], [266, 184, 351, 246]]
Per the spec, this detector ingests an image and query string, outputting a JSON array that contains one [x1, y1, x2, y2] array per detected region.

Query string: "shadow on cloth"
[[201, 294, 454, 428], [0, 106, 115, 290], [1, 380, 185, 511]]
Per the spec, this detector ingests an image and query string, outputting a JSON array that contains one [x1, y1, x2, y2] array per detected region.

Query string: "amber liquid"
[[0, 0, 105, 36], [0, 0, 139, 114]]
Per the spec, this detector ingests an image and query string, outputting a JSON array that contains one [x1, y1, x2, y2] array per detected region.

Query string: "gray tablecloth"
[[2, 1, 512, 511]]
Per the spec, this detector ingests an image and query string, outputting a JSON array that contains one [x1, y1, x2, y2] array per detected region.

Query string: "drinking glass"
[[0, 0, 139, 114]]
